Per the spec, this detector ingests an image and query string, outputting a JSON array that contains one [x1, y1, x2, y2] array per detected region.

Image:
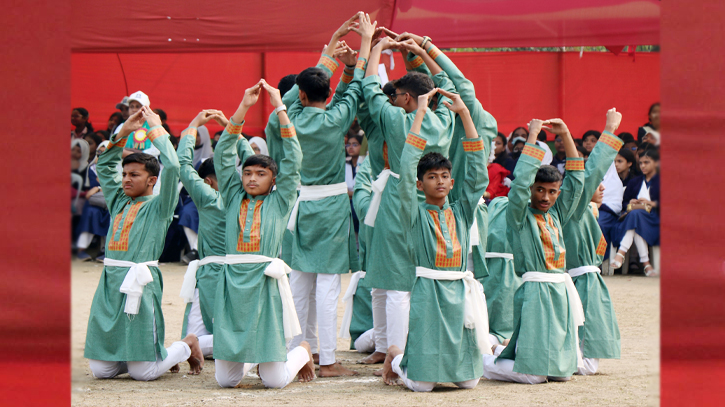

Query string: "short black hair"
[[109, 111, 124, 124], [618, 132, 635, 144], [640, 146, 659, 161], [296, 67, 330, 103], [84, 132, 102, 147], [537, 130, 548, 142], [576, 145, 589, 157], [95, 130, 110, 141], [617, 147, 636, 165], [534, 165, 562, 184], [243, 154, 278, 176], [278, 74, 298, 98], [582, 130, 601, 141], [417, 152, 452, 181], [393, 71, 434, 99], [122, 153, 160, 177], [382, 81, 396, 97], [73, 107, 89, 119], [197, 158, 216, 180]]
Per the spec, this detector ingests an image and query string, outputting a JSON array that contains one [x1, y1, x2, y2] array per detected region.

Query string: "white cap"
[[128, 91, 150, 107], [115, 96, 129, 109]]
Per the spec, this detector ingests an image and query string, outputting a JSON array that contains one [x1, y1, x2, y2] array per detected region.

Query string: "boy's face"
[[417, 168, 454, 201], [122, 162, 156, 198], [242, 165, 276, 197], [530, 181, 562, 212]]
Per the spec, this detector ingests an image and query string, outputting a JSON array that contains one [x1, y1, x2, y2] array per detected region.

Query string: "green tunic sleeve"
[[405, 51, 432, 76], [569, 131, 624, 221], [551, 157, 585, 227], [322, 57, 365, 132], [267, 123, 302, 218], [328, 66, 355, 108], [214, 120, 246, 208], [352, 158, 374, 220], [177, 127, 215, 208], [453, 137, 488, 228], [362, 75, 406, 143], [96, 131, 129, 214], [506, 143, 545, 230], [398, 132, 428, 229], [148, 125, 180, 219]]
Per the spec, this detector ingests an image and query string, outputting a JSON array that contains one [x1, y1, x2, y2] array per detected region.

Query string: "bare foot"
[[502, 338, 511, 346], [312, 353, 320, 365], [169, 363, 180, 373], [182, 333, 204, 375], [358, 351, 386, 364], [297, 341, 316, 382], [382, 345, 402, 385], [319, 362, 359, 377], [373, 368, 383, 377]]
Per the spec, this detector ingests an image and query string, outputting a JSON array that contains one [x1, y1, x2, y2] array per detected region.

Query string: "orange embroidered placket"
[[108, 201, 144, 251]]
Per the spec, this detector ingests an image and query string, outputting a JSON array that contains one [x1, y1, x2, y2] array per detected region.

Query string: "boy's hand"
[[528, 119, 545, 137], [142, 106, 162, 128], [381, 27, 400, 39], [374, 37, 399, 51], [336, 41, 358, 66], [206, 109, 229, 127], [190, 110, 213, 128], [604, 107, 622, 134], [241, 80, 264, 109], [398, 38, 424, 56], [542, 118, 571, 137], [119, 110, 145, 137], [262, 80, 284, 108], [334, 12, 362, 39], [350, 12, 377, 39], [417, 87, 439, 111], [437, 88, 468, 115], [395, 32, 425, 46]]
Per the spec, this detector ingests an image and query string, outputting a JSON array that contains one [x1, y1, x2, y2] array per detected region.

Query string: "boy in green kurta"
[[483, 117, 585, 384], [284, 13, 374, 377], [213, 80, 316, 388], [361, 36, 457, 364], [382, 88, 492, 391], [85, 107, 204, 381], [176, 109, 239, 358], [563, 109, 624, 375]]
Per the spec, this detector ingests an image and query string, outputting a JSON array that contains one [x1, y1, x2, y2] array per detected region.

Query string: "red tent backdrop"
[[72, 51, 659, 138]]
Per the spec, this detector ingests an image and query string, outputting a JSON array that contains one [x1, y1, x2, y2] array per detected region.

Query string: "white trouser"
[[371, 288, 410, 353], [288, 278, 319, 354], [481, 345, 547, 385], [77, 231, 94, 250], [577, 358, 600, 375], [392, 354, 480, 392], [185, 288, 213, 356], [89, 305, 191, 381], [354, 329, 376, 353], [183, 227, 198, 251], [289, 270, 340, 365], [619, 229, 649, 262], [215, 346, 310, 389]]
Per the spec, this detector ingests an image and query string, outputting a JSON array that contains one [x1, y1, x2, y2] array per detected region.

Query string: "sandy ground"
[[72, 260, 659, 406]]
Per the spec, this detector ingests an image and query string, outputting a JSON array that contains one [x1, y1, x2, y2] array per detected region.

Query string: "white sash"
[[104, 258, 159, 316], [468, 197, 486, 253], [224, 254, 301, 340], [415, 267, 493, 355], [485, 252, 514, 260], [363, 169, 400, 227], [567, 265, 601, 278], [521, 271, 585, 368], [338, 271, 366, 339], [287, 182, 348, 231], [179, 255, 226, 303]]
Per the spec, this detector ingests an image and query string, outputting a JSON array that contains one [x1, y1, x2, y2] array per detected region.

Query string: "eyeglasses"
[[390, 92, 408, 102], [630, 147, 638, 151]]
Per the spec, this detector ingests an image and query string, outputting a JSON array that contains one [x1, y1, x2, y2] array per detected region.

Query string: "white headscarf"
[[72, 138, 90, 172], [193, 125, 213, 167], [248, 137, 269, 156], [86, 140, 111, 187]]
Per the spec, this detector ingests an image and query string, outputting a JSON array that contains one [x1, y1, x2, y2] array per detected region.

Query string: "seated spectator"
[[83, 132, 102, 166], [637, 102, 660, 144], [598, 160, 625, 259], [75, 141, 111, 261], [71, 107, 94, 139], [582, 130, 601, 154], [492, 132, 515, 178], [248, 136, 269, 156], [510, 135, 526, 165], [115, 96, 130, 121], [612, 148, 660, 276], [618, 132, 635, 146], [346, 134, 363, 234], [577, 145, 589, 159], [614, 147, 636, 187], [212, 130, 223, 148], [551, 134, 567, 174], [71, 138, 90, 178], [107, 112, 124, 133], [535, 129, 553, 165], [193, 125, 214, 168], [95, 130, 110, 142], [507, 126, 528, 153], [485, 143, 510, 201]]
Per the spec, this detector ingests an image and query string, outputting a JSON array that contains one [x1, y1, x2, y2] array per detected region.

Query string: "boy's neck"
[[425, 196, 446, 209], [304, 101, 327, 110]]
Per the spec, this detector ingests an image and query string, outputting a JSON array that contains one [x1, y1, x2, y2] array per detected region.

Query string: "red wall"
[[72, 51, 659, 139]]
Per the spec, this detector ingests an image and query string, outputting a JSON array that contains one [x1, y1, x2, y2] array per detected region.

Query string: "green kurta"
[[479, 197, 522, 343], [361, 71, 456, 292], [349, 158, 376, 348], [283, 55, 364, 274], [84, 125, 179, 362], [410, 46, 498, 203], [497, 143, 585, 377], [176, 128, 227, 337], [212, 120, 302, 363], [564, 131, 623, 359], [397, 132, 488, 383]]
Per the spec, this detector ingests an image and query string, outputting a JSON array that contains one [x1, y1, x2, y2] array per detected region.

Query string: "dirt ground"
[[71, 260, 659, 406]]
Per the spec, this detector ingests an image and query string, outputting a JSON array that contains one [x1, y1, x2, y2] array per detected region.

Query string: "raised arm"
[[177, 111, 218, 207], [543, 118, 584, 226], [506, 119, 546, 230], [363, 37, 406, 134], [570, 108, 624, 221], [141, 107, 180, 218], [97, 110, 144, 212], [352, 157, 374, 220], [214, 81, 263, 208]]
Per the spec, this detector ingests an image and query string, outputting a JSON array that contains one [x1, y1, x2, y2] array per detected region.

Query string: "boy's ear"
[[416, 179, 423, 191], [147, 175, 158, 187]]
